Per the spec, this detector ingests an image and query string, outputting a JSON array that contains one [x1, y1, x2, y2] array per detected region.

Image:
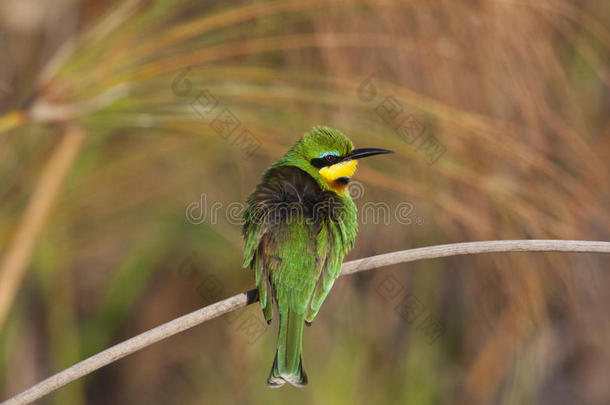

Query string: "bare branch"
[[2, 239, 609, 405], [341, 239, 610, 274]]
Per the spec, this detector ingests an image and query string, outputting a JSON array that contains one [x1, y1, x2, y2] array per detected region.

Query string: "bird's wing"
[[243, 165, 327, 320], [305, 220, 346, 322], [243, 191, 275, 322]]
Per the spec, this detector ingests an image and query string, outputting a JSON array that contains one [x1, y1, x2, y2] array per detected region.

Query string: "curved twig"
[[2, 240, 609, 405]]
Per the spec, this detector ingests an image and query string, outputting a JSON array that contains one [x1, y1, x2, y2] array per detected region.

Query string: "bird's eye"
[[325, 155, 335, 163]]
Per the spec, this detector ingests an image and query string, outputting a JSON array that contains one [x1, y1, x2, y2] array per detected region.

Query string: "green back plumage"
[[242, 126, 359, 387]]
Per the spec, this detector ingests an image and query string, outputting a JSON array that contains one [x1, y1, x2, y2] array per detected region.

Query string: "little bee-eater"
[[242, 126, 393, 387]]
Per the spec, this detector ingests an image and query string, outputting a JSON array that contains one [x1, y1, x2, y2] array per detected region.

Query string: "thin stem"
[[0, 126, 85, 330], [2, 239, 609, 405]]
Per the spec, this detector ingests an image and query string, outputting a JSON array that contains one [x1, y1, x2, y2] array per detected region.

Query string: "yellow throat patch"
[[319, 159, 358, 194]]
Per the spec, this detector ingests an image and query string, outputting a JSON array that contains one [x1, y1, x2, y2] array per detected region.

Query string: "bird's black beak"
[[348, 148, 394, 160]]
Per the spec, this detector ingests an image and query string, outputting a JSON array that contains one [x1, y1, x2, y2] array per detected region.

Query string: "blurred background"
[[1, 0, 609, 404]]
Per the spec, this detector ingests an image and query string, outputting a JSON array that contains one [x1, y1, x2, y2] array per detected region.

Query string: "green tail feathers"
[[267, 310, 308, 387]]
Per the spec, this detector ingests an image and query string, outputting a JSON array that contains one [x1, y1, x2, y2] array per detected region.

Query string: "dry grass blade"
[[0, 126, 85, 330]]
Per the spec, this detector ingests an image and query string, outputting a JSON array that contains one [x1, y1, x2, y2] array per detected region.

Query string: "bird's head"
[[279, 126, 393, 195]]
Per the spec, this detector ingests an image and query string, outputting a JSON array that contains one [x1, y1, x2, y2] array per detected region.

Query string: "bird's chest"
[[273, 195, 357, 249]]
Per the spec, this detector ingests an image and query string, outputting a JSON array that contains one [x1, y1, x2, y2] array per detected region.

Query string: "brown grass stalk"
[[0, 126, 85, 330]]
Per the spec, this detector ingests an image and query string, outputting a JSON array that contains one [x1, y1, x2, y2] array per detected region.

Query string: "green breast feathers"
[[242, 165, 357, 324]]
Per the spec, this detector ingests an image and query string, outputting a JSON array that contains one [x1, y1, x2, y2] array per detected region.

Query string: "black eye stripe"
[[310, 155, 344, 169], [310, 157, 327, 169]]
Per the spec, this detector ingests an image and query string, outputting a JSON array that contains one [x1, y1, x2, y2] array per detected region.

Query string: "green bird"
[[242, 126, 392, 387]]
